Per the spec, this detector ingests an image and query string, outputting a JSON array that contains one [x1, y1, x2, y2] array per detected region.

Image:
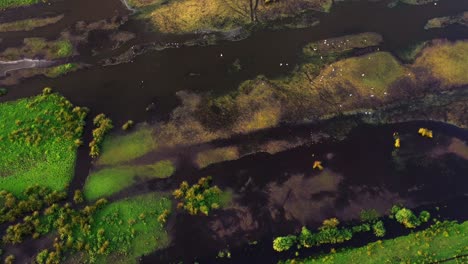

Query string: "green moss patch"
[[98, 125, 156, 166], [0, 89, 87, 196], [285, 220, 468, 263], [0, 15, 63, 32], [84, 160, 175, 201]]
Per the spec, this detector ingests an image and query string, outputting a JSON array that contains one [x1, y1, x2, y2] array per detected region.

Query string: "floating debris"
[[418, 128, 433, 138], [393, 132, 401, 148], [313, 160, 324, 170]]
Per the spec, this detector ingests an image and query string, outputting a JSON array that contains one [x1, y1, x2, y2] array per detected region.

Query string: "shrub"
[[372, 220, 386, 237], [395, 208, 421, 228], [273, 235, 297, 252], [419, 211, 431, 223], [173, 176, 227, 216], [122, 120, 134, 130], [89, 114, 113, 158]]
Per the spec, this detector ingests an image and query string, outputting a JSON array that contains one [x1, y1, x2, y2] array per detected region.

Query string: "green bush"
[[173, 176, 228, 215], [273, 235, 297, 252], [372, 220, 386, 237], [419, 211, 431, 223]]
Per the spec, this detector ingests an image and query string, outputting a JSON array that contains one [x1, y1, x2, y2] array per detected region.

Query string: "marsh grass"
[[98, 125, 155, 165], [84, 160, 175, 200], [286, 221, 468, 263], [0, 38, 74, 60], [0, 89, 87, 196], [0, 15, 63, 32], [196, 146, 239, 168]]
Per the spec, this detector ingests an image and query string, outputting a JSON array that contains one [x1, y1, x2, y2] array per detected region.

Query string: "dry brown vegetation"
[[134, 0, 332, 33]]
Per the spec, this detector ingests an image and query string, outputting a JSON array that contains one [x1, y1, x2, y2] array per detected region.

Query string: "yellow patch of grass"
[[196, 146, 239, 168], [149, 0, 247, 33], [414, 40, 468, 87]]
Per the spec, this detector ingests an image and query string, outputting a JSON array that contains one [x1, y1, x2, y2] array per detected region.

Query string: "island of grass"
[[0, 37, 74, 61], [128, 0, 332, 33], [0, 0, 39, 9], [84, 160, 176, 201], [0, 88, 87, 196], [283, 220, 468, 263]]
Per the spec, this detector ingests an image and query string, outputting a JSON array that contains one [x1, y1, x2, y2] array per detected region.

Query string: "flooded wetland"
[[0, 0, 467, 263]]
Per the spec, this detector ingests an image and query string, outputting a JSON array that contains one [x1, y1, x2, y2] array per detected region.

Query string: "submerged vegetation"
[[98, 124, 155, 165], [84, 160, 175, 201], [0, 88, 87, 195], [0, 15, 63, 32], [173, 176, 230, 215], [284, 220, 468, 263], [425, 12, 468, 30]]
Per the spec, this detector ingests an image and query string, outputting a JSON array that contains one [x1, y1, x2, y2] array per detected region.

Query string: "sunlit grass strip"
[[98, 124, 156, 165], [0, 15, 63, 32], [284, 221, 468, 264], [0, 89, 87, 196], [83, 160, 175, 201]]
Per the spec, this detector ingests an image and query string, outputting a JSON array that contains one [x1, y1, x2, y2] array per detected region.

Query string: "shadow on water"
[[0, 0, 467, 124], [133, 120, 468, 263]]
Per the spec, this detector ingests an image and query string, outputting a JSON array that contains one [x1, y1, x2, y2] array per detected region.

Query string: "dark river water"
[[0, 0, 467, 263], [139, 120, 468, 263], [1, 0, 468, 125]]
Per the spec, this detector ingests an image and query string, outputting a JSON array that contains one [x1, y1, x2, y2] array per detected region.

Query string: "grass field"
[[97, 125, 156, 166], [285, 220, 468, 263], [0, 89, 86, 196], [0, 15, 63, 32], [87, 193, 172, 263], [84, 160, 175, 200], [0, 0, 38, 9]]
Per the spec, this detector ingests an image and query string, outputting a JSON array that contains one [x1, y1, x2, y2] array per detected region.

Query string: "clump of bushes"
[[390, 205, 430, 228], [89, 114, 113, 158], [0, 185, 67, 224], [273, 218, 372, 252], [173, 176, 223, 215]]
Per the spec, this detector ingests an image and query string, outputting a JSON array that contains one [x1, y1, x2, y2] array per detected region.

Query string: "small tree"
[[395, 208, 420, 228], [419, 211, 431, 223], [73, 190, 84, 204]]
